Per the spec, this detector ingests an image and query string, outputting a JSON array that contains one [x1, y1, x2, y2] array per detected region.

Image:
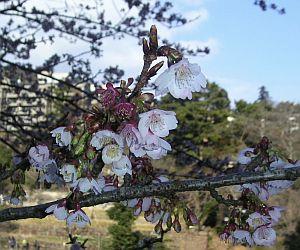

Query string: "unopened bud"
[[149, 25, 158, 51], [142, 38, 150, 55], [141, 93, 154, 103], [147, 61, 164, 78], [86, 147, 96, 160], [127, 77, 134, 87], [120, 80, 126, 88]]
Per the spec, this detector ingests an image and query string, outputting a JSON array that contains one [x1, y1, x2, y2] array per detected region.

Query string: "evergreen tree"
[[104, 203, 140, 250], [159, 82, 243, 165]]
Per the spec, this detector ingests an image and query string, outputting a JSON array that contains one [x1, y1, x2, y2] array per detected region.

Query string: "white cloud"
[[212, 76, 259, 104]]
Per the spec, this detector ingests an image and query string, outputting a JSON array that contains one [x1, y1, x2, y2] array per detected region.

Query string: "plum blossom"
[[237, 148, 255, 165], [3, 195, 23, 206], [97, 82, 120, 108], [45, 201, 68, 220], [51, 127, 72, 148], [102, 144, 123, 164], [90, 130, 123, 150], [143, 132, 172, 159], [145, 210, 164, 224], [71, 176, 104, 194], [114, 101, 136, 119], [154, 58, 207, 100], [120, 123, 145, 157], [138, 109, 178, 138], [112, 155, 132, 176], [269, 206, 284, 225], [232, 230, 254, 246], [90, 130, 124, 164], [267, 159, 295, 194], [252, 226, 276, 246], [67, 207, 91, 228], [246, 212, 271, 229], [60, 164, 77, 183], [41, 159, 61, 184], [28, 145, 50, 169]]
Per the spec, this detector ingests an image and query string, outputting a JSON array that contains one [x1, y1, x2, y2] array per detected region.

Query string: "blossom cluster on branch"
[[1, 25, 299, 248]]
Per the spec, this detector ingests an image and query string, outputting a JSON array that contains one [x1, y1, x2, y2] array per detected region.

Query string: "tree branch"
[[0, 167, 299, 223]]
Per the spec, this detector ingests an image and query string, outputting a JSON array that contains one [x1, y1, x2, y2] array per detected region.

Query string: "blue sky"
[[169, 0, 300, 104], [28, 0, 300, 104]]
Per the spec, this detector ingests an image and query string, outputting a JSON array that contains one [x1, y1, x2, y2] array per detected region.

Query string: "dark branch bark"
[[0, 167, 299, 223]]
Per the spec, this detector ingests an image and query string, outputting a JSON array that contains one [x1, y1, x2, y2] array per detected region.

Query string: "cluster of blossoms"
[[220, 137, 299, 247], [22, 26, 207, 233], [7, 26, 297, 247]]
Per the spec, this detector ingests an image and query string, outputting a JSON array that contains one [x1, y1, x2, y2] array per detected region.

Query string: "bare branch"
[[0, 167, 299, 223]]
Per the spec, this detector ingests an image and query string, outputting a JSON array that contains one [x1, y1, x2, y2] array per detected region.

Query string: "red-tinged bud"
[[244, 223, 250, 231], [134, 200, 143, 216], [87, 123, 101, 134], [228, 223, 237, 231], [142, 38, 150, 55], [223, 226, 230, 234], [259, 136, 270, 150], [83, 114, 95, 123], [113, 177, 119, 187], [127, 78, 134, 87], [114, 102, 136, 120], [141, 93, 154, 103], [98, 83, 120, 108], [75, 203, 81, 211], [188, 210, 199, 225], [154, 220, 163, 234], [65, 124, 75, 132], [172, 218, 181, 233], [147, 61, 164, 78], [261, 206, 269, 215], [227, 194, 233, 200]]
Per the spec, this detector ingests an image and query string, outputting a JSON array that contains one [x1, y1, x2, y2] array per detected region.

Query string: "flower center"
[[149, 114, 165, 131], [106, 145, 120, 158], [175, 65, 194, 89]]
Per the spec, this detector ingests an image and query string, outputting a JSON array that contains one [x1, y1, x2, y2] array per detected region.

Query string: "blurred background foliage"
[[1, 82, 299, 249]]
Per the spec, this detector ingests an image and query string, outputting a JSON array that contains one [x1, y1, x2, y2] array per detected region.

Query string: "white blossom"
[[232, 230, 254, 246], [269, 206, 284, 225], [246, 212, 271, 229], [28, 145, 50, 169], [51, 127, 72, 148], [41, 159, 60, 184], [45, 202, 68, 220], [138, 109, 178, 138], [112, 155, 132, 176], [90, 130, 123, 150], [252, 226, 276, 246], [67, 208, 90, 228], [120, 123, 145, 157], [143, 133, 172, 159], [154, 58, 207, 100], [72, 177, 104, 194], [60, 164, 77, 183], [237, 148, 255, 165], [102, 144, 123, 164]]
